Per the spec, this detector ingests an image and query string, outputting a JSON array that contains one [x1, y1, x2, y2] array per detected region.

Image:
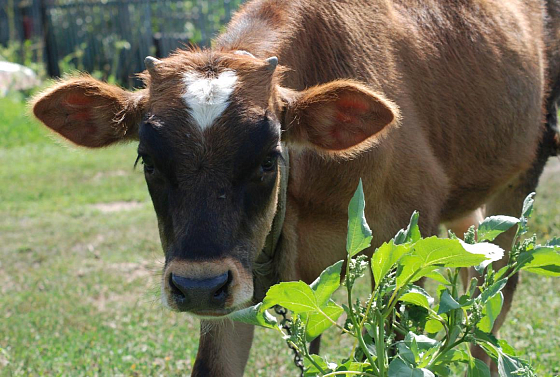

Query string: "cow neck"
[[253, 145, 289, 302]]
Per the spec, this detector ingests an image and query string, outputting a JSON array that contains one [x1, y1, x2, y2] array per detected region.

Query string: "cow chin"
[[161, 257, 254, 317]]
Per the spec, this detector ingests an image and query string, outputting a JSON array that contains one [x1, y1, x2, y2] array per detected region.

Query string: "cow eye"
[[141, 155, 155, 174], [261, 154, 277, 172]]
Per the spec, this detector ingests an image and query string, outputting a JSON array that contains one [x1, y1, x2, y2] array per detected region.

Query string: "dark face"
[[137, 62, 283, 317]]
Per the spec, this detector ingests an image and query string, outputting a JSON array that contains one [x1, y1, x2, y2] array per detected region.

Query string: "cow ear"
[[32, 76, 146, 148], [281, 80, 399, 154]]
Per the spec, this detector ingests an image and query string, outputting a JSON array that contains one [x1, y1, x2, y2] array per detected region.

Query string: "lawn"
[[0, 94, 558, 376]]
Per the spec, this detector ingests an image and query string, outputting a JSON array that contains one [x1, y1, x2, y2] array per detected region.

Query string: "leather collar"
[[253, 145, 289, 301]]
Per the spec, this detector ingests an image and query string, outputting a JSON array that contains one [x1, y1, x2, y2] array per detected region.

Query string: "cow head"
[[32, 50, 398, 317]]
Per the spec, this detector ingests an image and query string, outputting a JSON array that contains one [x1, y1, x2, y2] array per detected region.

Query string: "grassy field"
[[0, 94, 558, 376]]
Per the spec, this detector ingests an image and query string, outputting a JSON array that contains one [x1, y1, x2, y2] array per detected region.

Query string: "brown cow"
[[32, 0, 559, 375]]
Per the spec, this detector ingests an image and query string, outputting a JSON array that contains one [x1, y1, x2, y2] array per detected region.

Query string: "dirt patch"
[[81, 259, 164, 311], [92, 170, 129, 181], [110, 261, 161, 284], [91, 201, 143, 213]]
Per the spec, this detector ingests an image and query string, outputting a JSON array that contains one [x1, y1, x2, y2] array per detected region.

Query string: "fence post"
[[39, 0, 59, 77]]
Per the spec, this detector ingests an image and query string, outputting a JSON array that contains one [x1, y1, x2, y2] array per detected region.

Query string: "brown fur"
[[31, 1, 560, 375]]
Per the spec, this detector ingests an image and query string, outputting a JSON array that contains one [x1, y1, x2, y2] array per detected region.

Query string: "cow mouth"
[[190, 308, 237, 318]]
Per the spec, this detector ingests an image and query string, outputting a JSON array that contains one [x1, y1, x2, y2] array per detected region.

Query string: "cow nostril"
[[169, 274, 185, 298], [213, 271, 232, 299]]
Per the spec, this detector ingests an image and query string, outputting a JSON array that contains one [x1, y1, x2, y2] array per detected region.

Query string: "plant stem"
[[301, 343, 327, 375], [392, 323, 407, 336], [360, 293, 376, 330], [451, 268, 459, 298], [427, 330, 470, 369], [356, 324, 379, 375], [376, 309, 386, 376], [346, 258, 379, 375], [322, 372, 377, 377]]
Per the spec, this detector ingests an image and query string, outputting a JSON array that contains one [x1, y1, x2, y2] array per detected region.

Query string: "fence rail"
[[0, 0, 244, 87]]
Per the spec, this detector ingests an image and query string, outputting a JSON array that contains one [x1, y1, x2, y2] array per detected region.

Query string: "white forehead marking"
[[182, 70, 238, 130]]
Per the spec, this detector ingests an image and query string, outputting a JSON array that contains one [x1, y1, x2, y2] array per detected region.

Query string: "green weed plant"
[[232, 180, 560, 376]]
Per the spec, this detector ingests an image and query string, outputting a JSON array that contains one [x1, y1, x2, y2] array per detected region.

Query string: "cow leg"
[[309, 335, 322, 355], [192, 320, 254, 377]]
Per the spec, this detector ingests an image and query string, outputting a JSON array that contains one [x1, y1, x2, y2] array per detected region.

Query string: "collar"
[[253, 145, 289, 301]]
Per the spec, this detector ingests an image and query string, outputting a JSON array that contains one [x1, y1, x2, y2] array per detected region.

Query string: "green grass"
[[0, 94, 49, 148], [0, 96, 558, 376]]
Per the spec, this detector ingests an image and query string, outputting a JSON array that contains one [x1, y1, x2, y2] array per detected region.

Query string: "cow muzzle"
[[162, 257, 253, 316]]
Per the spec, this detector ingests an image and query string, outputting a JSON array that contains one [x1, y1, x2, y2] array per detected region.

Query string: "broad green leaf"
[[362, 332, 377, 358], [448, 325, 462, 345], [437, 290, 461, 315], [519, 193, 535, 235], [526, 264, 560, 275], [400, 286, 434, 310], [400, 292, 431, 310], [424, 318, 444, 333], [419, 346, 439, 365], [394, 211, 421, 245], [424, 270, 450, 285], [397, 342, 416, 365], [467, 358, 491, 377], [477, 292, 503, 332], [336, 360, 371, 372], [477, 216, 519, 242], [404, 332, 440, 350], [518, 246, 560, 277], [372, 240, 412, 286], [310, 260, 344, 306], [411, 338, 420, 362], [395, 254, 437, 289], [479, 340, 535, 377], [388, 358, 435, 377], [521, 193, 535, 219], [396, 237, 488, 290], [460, 241, 505, 271], [346, 179, 373, 257], [494, 265, 510, 281], [467, 277, 479, 297], [228, 303, 278, 329], [431, 365, 451, 376], [418, 346, 439, 368], [474, 329, 500, 349], [304, 354, 333, 376], [497, 339, 517, 356], [303, 301, 344, 341], [435, 349, 470, 364], [498, 353, 532, 377], [458, 294, 474, 308], [364, 322, 375, 337], [261, 281, 317, 313], [479, 278, 507, 304]]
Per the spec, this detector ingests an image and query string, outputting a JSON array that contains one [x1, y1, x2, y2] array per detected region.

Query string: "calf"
[[32, 0, 560, 375]]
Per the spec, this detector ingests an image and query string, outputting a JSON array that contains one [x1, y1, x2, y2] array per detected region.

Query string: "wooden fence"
[[0, 0, 244, 87]]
